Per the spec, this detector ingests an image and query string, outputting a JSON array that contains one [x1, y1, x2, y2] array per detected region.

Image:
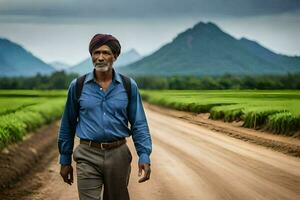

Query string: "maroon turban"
[[89, 34, 121, 58]]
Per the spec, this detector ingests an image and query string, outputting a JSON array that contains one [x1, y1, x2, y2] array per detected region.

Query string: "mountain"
[[0, 38, 55, 77], [238, 38, 300, 72], [68, 49, 142, 75], [67, 58, 92, 75], [49, 61, 71, 71], [119, 22, 300, 76], [114, 49, 141, 67]]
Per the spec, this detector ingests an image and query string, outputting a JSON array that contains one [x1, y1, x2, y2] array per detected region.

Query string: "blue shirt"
[[58, 70, 152, 165]]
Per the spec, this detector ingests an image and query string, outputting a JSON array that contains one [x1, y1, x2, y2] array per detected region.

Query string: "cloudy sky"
[[0, 0, 299, 65]]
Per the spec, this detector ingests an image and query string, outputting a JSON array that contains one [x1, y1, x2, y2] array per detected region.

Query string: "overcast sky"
[[0, 0, 299, 65]]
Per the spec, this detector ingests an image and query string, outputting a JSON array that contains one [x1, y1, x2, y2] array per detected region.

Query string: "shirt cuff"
[[138, 153, 151, 164], [60, 154, 72, 165]]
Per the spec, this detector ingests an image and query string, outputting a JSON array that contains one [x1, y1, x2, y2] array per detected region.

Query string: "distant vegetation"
[[134, 73, 300, 90], [0, 71, 78, 89], [0, 71, 300, 90], [0, 90, 66, 150], [141, 90, 300, 136]]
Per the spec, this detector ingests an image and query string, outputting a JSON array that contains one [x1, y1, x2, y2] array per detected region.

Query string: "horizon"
[[1, 20, 300, 67], [0, 0, 300, 65]]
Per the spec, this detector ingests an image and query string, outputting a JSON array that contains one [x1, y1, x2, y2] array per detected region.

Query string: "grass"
[[0, 90, 67, 150], [141, 90, 300, 136]]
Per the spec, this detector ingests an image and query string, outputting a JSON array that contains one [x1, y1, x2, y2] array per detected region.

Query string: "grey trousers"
[[73, 142, 132, 200]]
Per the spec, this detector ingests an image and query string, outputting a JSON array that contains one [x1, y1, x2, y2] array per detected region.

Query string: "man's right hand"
[[60, 165, 73, 185]]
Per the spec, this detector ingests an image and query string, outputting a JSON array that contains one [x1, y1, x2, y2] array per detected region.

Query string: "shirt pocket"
[[79, 93, 101, 111]]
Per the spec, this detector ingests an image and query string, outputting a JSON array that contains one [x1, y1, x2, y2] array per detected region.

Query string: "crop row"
[[0, 98, 65, 150], [141, 90, 300, 136]]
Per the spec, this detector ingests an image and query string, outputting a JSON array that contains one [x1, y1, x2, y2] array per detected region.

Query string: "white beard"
[[94, 65, 109, 72], [94, 63, 110, 72]]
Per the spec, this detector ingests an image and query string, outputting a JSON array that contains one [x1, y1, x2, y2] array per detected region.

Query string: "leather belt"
[[80, 138, 126, 150]]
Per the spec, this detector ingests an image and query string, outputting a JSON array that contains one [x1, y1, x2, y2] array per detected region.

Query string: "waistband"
[[80, 138, 126, 150]]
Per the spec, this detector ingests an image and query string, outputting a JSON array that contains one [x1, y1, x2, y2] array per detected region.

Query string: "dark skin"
[[60, 165, 73, 185], [60, 45, 151, 185]]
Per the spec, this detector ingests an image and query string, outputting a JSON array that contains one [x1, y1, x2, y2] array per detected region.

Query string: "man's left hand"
[[138, 163, 151, 183]]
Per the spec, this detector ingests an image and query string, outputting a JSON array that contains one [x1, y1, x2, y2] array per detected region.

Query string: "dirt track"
[[1, 106, 300, 200]]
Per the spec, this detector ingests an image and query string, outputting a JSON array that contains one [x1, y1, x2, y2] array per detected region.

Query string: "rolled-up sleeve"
[[57, 79, 78, 165], [128, 79, 152, 164]]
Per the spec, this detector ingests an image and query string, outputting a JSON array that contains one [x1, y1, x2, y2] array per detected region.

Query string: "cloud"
[[0, 0, 300, 22], [0, 0, 299, 64]]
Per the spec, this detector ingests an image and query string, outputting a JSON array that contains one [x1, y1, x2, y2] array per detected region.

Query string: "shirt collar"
[[84, 68, 122, 84]]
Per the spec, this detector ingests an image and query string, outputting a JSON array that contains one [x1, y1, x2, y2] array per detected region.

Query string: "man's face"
[[91, 45, 115, 72]]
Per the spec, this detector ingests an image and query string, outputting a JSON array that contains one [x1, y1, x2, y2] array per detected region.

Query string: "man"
[[58, 34, 152, 200]]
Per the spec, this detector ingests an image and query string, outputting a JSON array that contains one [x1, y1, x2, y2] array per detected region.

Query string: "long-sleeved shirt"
[[58, 69, 152, 165]]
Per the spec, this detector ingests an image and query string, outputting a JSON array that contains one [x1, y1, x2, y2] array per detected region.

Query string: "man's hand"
[[138, 163, 151, 183], [60, 165, 73, 185]]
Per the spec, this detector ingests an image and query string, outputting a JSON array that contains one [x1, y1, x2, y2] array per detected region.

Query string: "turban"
[[89, 34, 121, 58]]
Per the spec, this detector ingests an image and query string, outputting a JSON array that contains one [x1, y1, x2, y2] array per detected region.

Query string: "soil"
[[0, 105, 299, 200], [0, 121, 60, 199]]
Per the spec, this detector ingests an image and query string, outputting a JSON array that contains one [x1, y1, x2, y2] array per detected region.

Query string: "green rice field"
[[0, 90, 67, 150], [141, 90, 300, 136], [1, 89, 299, 149]]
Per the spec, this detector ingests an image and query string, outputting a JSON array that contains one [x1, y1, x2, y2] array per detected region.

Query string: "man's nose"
[[97, 54, 104, 61]]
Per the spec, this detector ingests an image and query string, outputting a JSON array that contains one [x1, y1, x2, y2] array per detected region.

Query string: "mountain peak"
[[190, 21, 223, 35], [0, 38, 23, 50], [49, 61, 71, 70], [120, 21, 300, 76], [0, 37, 13, 44], [193, 21, 219, 30], [173, 21, 225, 44], [126, 49, 140, 57]]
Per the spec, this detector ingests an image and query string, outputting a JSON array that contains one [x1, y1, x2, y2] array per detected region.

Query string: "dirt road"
[[2, 107, 300, 200]]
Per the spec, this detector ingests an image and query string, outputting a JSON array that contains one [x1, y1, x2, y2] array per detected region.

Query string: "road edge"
[[144, 103, 300, 158], [0, 121, 59, 190]]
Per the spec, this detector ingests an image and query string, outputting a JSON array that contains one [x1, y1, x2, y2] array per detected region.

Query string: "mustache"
[[94, 62, 108, 67]]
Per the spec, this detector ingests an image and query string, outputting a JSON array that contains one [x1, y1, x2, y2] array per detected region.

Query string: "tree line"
[[0, 71, 299, 90], [0, 71, 78, 89], [133, 73, 300, 90]]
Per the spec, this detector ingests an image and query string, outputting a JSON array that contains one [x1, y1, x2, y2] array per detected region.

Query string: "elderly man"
[[58, 34, 152, 200]]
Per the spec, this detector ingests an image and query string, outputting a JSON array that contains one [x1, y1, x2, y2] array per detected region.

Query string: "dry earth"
[[0, 105, 299, 200]]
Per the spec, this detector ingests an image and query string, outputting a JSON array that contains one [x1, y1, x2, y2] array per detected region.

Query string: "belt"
[[80, 138, 126, 150]]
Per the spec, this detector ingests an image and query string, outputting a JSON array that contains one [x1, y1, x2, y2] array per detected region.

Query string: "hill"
[[49, 61, 71, 71], [0, 38, 55, 77], [119, 22, 300, 76]]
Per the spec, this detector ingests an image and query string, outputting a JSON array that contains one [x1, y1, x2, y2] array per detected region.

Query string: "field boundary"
[[145, 103, 300, 158], [0, 121, 59, 190], [141, 90, 300, 135]]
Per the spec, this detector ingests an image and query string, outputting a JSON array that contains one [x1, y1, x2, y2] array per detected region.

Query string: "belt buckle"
[[100, 141, 112, 150], [100, 143, 106, 150]]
